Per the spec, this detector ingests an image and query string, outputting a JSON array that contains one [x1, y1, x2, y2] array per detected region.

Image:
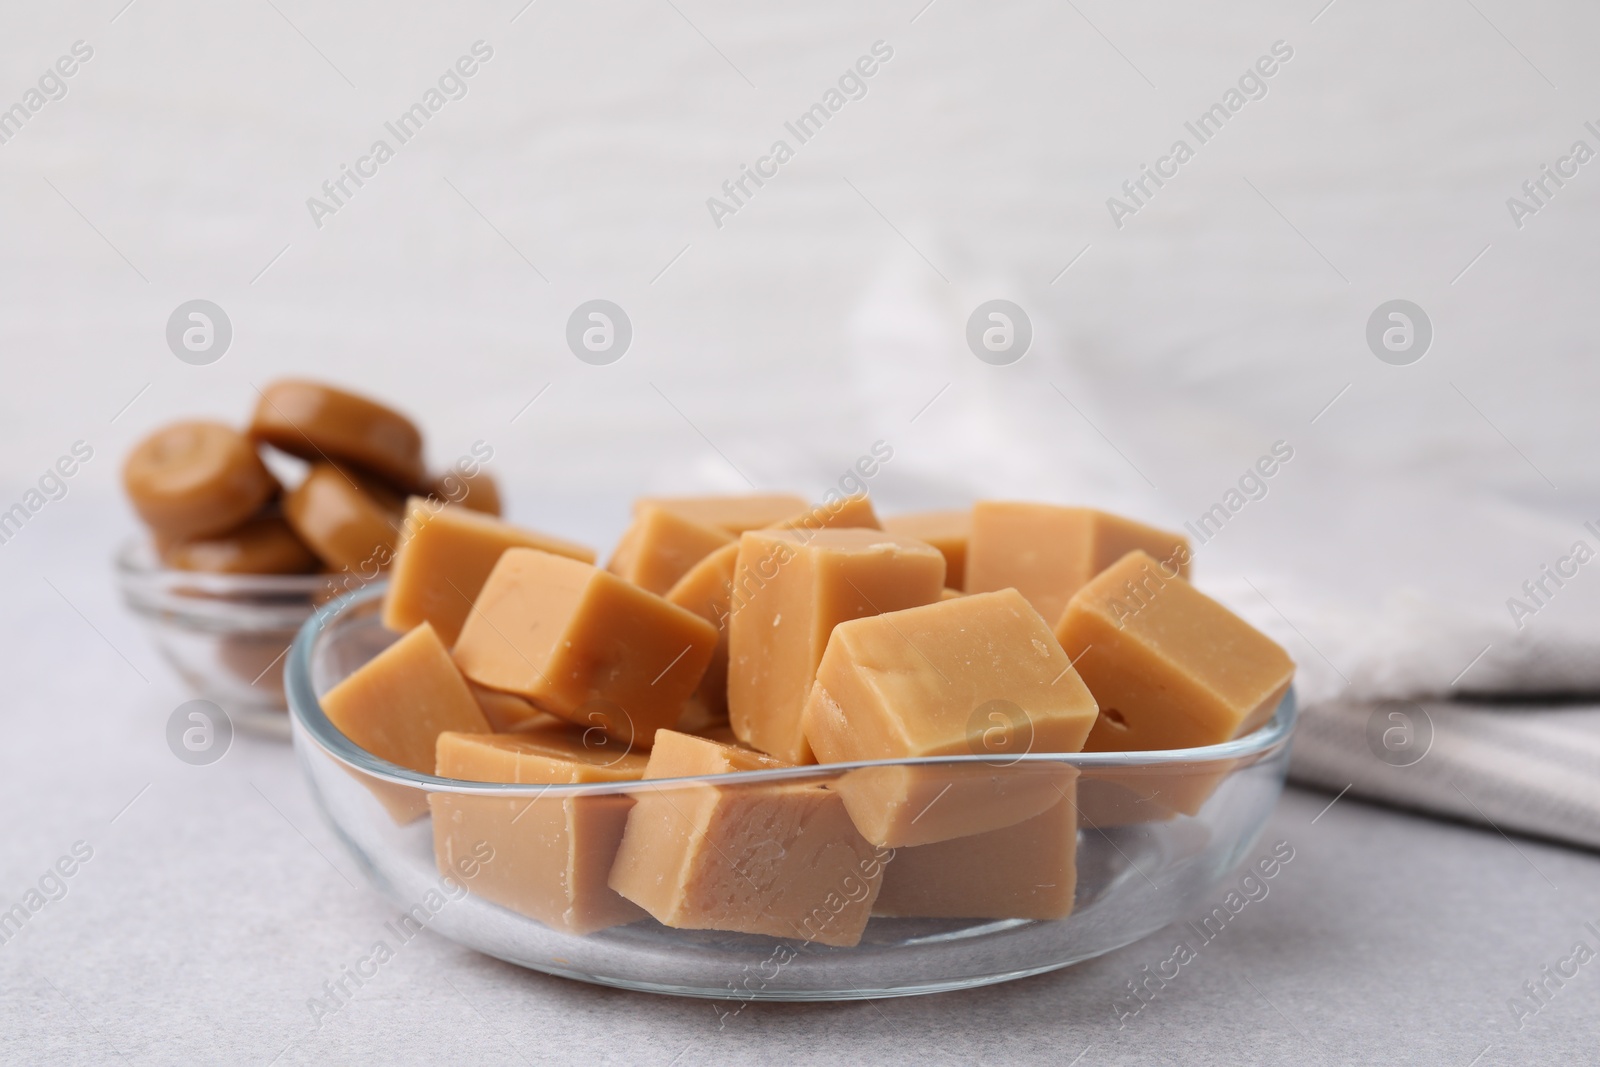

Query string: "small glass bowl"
[[288, 584, 1298, 1001], [115, 537, 340, 737]]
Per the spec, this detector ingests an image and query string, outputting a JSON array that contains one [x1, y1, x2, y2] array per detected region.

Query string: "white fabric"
[[1291, 697, 1600, 851]]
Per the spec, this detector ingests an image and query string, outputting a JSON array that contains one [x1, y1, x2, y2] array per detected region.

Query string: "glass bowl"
[[287, 583, 1298, 1001], [115, 537, 342, 737]]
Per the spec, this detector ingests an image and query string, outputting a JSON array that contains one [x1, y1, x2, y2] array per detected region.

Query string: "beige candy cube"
[[432, 728, 649, 935], [803, 589, 1096, 846], [607, 731, 888, 947], [382, 499, 594, 646], [452, 549, 717, 744], [727, 527, 945, 764]]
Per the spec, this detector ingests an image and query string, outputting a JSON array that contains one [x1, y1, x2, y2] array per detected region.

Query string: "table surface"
[[3, 513, 1599, 1066]]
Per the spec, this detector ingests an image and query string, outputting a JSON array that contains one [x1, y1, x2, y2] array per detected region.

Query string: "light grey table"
[[3, 514, 1597, 1065]]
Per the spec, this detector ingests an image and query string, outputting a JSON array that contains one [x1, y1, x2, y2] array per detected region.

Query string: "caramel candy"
[[283, 463, 401, 572], [803, 589, 1096, 845], [431, 728, 648, 935], [433, 468, 501, 516], [341, 464, 406, 515], [674, 694, 725, 736], [1057, 550, 1294, 751], [382, 498, 596, 646], [123, 421, 277, 542], [965, 503, 1190, 627], [833, 762, 1076, 850], [161, 514, 318, 575], [452, 549, 717, 744], [769, 493, 881, 533], [250, 379, 426, 490], [693, 722, 744, 746], [1074, 760, 1237, 824], [663, 542, 739, 718], [805, 590, 1098, 759], [467, 682, 552, 733], [320, 622, 490, 774], [438, 723, 648, 782], [607, 505, 735, 596], [636, 493, 809, 534], [874, 791, 1078, 921], [608, 731, 887, 946], [882, 509, 970, 589], [727, 528, 946, 764]]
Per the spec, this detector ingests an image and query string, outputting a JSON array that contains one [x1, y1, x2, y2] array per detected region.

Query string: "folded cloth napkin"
[[1202, 482, 1600, 852], [1286, 697, 1600, 852]]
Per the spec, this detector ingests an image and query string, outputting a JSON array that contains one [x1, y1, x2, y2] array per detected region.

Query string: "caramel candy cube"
[[802, 589, 1096, 845], [965, 502, 1190, 627], [690, 721, 744, 747], [452, 549, 717, 744], [382, 498, 595, 646], [768, 493, 882, 533], [832, 762, 1076, 850], [607, 505, 735, 596], [1057, 550, 1294, 751], [466, 683, 553, 733], [437, 723, 648, 783], [805, 590, 1098, 759], [673, 695, 725, 736], [664, 542, 739, 719], [607, 731, 887, 947], [727, 528, 946, 764], [320, 622, 490, 775], [882, 509, 970, 589], [635, 493, 809, 535], [873, 789, 1078, 921], [431, 728, 648, 935], [1074, 758, 1240, 824]]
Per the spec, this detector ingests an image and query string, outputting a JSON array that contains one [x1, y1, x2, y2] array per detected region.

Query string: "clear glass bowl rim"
[[115, 536, 328, 601], [288, 583, 1299, 799]]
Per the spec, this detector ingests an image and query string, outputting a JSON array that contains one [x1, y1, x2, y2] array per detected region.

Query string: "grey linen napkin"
[[1287, 698, 1600, 852], [1203, 486, 1600, 851]]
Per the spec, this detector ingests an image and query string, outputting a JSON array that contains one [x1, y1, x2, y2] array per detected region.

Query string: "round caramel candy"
[[284, 463, 401, 573], [250, 380, 425, 491], [161, 514, 319, 575], [432, 468, 501, 516], [123, 421, 278, 542], [339, 462, 406, 517]]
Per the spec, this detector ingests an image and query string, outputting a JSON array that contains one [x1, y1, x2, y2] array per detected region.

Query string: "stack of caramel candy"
[[122, 380, 498, 581]]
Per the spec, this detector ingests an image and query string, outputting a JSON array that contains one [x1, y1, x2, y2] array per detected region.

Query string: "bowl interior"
[[115, 537, 339, 730], [287, 583, 1298, 1000]]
